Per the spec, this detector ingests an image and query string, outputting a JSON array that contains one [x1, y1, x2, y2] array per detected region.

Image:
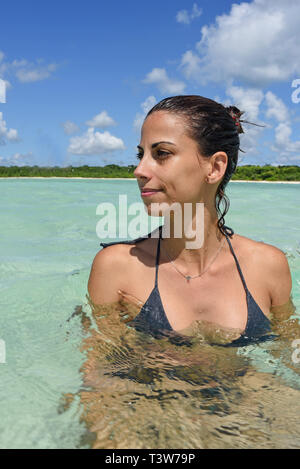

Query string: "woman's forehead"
[[143, 110, 182, 129], [141, 112, 192, 144]]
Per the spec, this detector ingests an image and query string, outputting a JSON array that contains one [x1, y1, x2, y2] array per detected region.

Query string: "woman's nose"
[[133, 156, 152, 179]]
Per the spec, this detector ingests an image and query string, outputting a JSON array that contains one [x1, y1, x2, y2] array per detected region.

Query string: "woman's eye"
[[135, 150, 169, 160], [156, 150, 169, 158]]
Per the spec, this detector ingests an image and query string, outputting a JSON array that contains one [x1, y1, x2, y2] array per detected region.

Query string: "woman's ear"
[[209, 151, 228, 184]]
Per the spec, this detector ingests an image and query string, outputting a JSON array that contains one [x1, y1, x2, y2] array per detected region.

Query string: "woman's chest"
[[121, 242, 272, 333]]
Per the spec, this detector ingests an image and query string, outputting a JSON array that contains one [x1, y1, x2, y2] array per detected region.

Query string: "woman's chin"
[[141, 202, 165, 218]]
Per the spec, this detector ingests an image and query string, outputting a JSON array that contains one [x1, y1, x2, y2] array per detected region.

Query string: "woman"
[[88, 95, 293, 345]]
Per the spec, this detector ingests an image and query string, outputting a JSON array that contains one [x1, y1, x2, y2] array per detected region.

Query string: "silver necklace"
[[160, 236, 226, 282]]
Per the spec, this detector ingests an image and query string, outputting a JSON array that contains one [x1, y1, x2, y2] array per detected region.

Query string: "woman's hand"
[[117, 290, 144, 323]]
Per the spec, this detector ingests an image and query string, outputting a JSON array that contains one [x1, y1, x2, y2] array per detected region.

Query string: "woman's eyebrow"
[[137, 141, 176, 150]]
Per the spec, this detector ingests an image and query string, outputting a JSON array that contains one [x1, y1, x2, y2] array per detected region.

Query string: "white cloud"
[[0, 151, 34, 166], [264, 91, 289, 122], [224, 85, 266, 159], [226, 85, 264, 121], [270, 154, 300, 165], [11, 59, 28, 67], [133, 95, 157, 133], [262, 90, 300, 161], [85, 111, 116, 128], [62, 121, 80, 135], [179, 0, 300, 86], [67, 128, 125, 156], [141, 96, 157, 114], [272, 122, 300, 154], [176, 3, 202, 25], [273, 123, 292, 148], [133, 116, 145, 135], [142, 68, 186, 94], [0, 54, 59, 83], [223, 87, 300, 164], [0, 112, 21, 145], [179, 51, 201, 80], [15, 62, 58, 83]]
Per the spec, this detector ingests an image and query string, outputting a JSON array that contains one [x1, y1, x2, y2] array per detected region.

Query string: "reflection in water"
[[61, 296, 300, 449]]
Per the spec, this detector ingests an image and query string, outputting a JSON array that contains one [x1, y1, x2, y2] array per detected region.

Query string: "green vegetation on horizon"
[[0, 164, 300, 181]]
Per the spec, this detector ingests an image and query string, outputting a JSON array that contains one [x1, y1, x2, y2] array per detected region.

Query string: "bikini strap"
[[100, 231, 151, 248], [223, 226, 249, 293]]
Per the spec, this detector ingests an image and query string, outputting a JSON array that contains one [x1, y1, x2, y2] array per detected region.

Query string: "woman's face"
[[134, 111, 209, 216]]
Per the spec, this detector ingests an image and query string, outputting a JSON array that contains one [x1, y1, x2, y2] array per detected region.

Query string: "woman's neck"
[[160, 211, 225, 276]]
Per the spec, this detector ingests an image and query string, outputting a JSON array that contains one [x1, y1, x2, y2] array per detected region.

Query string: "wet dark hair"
[[145, 95, 247, 237]]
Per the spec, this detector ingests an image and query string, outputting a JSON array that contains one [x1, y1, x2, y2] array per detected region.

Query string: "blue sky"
[[0, 0, 300, 167]]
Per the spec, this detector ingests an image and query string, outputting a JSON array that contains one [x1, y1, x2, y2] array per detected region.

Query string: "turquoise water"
[[0, 178, 299, 449]]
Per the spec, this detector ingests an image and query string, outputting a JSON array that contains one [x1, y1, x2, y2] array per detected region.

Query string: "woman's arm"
[[88, 244, 126, 306], [264, 245, 294, 321], [87, 245, 143, 326]]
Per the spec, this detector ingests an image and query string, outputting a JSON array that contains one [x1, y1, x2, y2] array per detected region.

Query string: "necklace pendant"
[[186, 275, 192, 281]]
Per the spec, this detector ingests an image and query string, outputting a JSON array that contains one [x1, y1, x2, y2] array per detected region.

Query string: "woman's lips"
[[141, 190, 162, 197]]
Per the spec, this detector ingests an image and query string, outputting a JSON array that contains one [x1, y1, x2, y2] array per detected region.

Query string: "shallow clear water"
[[0, 178, 299, 449]]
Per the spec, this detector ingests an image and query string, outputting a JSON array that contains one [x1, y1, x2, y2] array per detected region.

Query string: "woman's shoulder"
[[232, 232, 292, 308], [99, 227, 161, 257], [96, 232, 157, 268], [89, 235, 150, 305], [231, 231, 286, 258]]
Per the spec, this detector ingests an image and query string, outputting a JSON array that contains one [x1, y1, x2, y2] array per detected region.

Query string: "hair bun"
[[226, 105, 245, 134]]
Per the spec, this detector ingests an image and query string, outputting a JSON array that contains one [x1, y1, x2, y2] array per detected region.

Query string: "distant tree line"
[[0, 164, 299, 181]]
